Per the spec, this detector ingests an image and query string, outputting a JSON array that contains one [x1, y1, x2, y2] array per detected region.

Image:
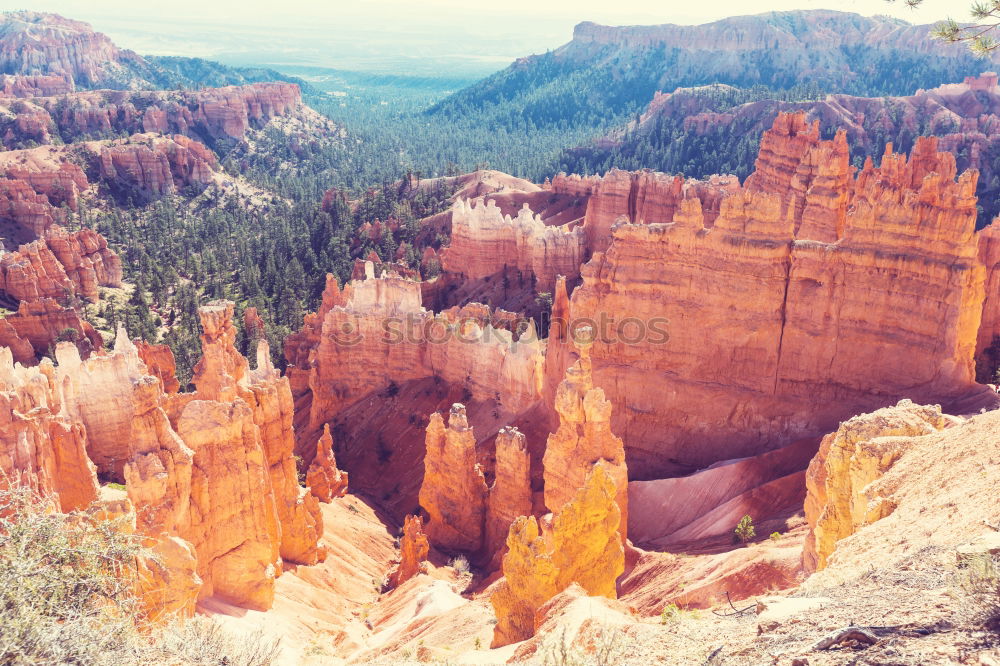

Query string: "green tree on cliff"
[[891, 0, 1000, 54]]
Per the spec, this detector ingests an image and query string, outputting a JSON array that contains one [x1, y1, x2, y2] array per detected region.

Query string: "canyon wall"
[[99, 134, 218, 201], [440, 198, 585, 292], [287, 265, 546, 464], [568, 112, 994, 479]]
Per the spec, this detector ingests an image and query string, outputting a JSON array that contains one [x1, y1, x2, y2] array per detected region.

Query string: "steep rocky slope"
[[430, 10, 994, 134]]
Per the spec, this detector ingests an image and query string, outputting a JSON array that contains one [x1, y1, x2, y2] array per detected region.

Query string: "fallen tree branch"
[[811, 626, 878, 650], [711, 591, 756, 617]]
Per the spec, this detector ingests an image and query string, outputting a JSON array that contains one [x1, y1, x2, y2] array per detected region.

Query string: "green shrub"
[[734, 514, 756, 544]]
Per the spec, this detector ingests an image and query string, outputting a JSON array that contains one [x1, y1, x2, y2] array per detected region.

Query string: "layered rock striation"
[[569, 112, 993, 479], [441, 198, 585, 293], [287, 266, 546, 465], [99, 134, 218, 202], [0, 83, 303, 147]]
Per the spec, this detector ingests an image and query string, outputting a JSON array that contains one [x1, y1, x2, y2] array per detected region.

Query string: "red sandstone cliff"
[[0, 83, 303, 149], [565, 113, 994, 480]]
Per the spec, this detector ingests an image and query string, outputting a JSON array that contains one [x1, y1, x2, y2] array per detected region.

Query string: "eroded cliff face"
[[0, 156, 121, 363], [0, 227, 121, 304], [570, 112, 993, 479], [0, 299, 326, 617], [0, 298, 103, 364], [441, 198, 585, 293], [802, 400, 958, 572], [0, 12, 127, 89], [99, 134, 218, 202], [491, 463, 624, 648], [0, 83, 303, 147], [287, 266, 545, 466]]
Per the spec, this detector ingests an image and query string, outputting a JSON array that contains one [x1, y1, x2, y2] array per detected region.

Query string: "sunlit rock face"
[[569, 112, 993, 479], [491, 463, 624, 648], [803, 400, 958, 572], [419, 404, 489, 553]]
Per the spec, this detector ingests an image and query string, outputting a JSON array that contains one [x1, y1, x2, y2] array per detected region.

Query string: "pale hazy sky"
[[0, 0, 957, 25], [0, 0, 969, 75]]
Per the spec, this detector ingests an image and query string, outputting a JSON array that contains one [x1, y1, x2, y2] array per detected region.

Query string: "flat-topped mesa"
[[441, 198, 586, 292], [419, 404, 489, 553], [569, 111, 991, 479], [289, 266, 545, 464]]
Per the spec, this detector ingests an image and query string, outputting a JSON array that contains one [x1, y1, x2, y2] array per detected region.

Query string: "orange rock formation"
[[419, 404, 488, 553], [1, 299, 325, 616], [542, 341, 628, 538], [287, 267, 545, 466], [135, 340, 181, 393], [491, 463, 625, 647], [388, 514, 430, 588], [485, 426, 533, 569], [569, 112, 993, 479], [306, 423, 349, 502], [0, 346, 99, 511], [441, 198, 585, 292], [803, 400, 958, 572], [99, 134, 218, 201]]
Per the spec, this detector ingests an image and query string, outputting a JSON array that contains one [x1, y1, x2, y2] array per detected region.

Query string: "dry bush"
[[538, 626, 627, 666], [0, 485, 279, 665], [956, 552, 1000, 632]]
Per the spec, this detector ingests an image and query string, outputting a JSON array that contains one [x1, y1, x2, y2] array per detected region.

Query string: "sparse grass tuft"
[[449, 554, 470, 574]]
